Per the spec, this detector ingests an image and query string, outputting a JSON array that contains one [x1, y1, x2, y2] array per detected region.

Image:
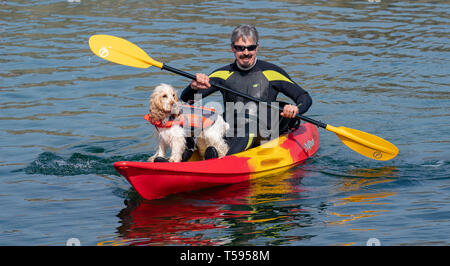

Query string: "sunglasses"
[[232, 44, 258, 52]]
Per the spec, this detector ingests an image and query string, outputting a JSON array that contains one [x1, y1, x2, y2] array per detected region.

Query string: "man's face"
[[231, 37, 258, 69]]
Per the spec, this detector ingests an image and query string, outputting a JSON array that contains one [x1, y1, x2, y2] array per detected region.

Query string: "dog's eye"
[[162, 94, 167, 98]]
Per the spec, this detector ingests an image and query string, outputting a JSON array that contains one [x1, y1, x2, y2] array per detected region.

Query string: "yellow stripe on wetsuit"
[[209, 70, 234, 80], [210, 70, 293, 84], [244, 133, 256, 151], [262, 70, 294, 83]]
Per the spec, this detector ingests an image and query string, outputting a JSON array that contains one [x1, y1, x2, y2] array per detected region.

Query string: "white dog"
[[147, 83, 229, 162]]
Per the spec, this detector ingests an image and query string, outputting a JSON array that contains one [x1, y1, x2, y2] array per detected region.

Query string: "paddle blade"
[[89, 35, 163, 69], [326, 125, 399, 161]]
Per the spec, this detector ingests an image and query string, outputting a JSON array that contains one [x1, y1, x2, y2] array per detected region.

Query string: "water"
[[1, 0, 449, 246]]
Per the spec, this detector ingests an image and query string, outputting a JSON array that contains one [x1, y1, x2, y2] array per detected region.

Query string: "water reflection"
[[338, 166, 398, 193], [107, 167, 311, 246], [326, 166, 398, 233]]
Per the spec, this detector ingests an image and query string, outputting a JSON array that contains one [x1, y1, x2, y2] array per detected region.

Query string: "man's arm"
[[180, 73, 219, 103], [263, 63, 312, 117]]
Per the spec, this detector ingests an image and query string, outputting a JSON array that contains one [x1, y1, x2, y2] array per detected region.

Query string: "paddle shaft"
[[162, 64, 328, 129]]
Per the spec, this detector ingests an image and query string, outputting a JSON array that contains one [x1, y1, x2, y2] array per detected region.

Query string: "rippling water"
[[1, 0, 449, 246]]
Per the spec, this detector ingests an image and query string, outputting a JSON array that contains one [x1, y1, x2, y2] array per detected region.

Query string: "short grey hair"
[[230, 24, 259, 44]]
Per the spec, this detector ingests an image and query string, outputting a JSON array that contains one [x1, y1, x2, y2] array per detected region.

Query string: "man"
[[180, 24, 312, 159]]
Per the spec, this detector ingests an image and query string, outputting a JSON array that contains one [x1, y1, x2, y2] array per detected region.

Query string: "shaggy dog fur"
[[147, 83, 229, 162]]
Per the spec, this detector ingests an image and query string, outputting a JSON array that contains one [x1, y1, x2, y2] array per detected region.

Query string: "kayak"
[[115, 123, 319, 200], [114, 122, 320, 200]]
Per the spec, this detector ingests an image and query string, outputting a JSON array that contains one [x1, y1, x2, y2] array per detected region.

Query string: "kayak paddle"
[[88, 34, 399, 161]]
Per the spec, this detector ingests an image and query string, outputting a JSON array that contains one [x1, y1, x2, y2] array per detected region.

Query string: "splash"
[[17, 152, 149, 176]]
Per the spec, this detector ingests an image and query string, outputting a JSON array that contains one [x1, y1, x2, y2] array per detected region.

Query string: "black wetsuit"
[[180, 59, 312, 155]]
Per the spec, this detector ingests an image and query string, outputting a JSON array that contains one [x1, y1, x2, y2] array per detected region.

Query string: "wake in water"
[[15, 151, 149, 176]]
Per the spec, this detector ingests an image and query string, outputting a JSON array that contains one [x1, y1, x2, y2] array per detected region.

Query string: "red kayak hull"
[[114, 123, 320, 200]]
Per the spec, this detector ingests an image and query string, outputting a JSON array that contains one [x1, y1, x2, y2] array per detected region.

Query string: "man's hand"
[[191, 73, 211, 90], [280, 104, 299, 118]]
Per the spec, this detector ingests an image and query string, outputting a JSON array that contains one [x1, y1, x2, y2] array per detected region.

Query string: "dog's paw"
[[168, 156, 182, 163], [148, 156, 156, 162]]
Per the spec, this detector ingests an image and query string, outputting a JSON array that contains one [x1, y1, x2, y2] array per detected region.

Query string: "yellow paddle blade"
[[326, 125, 399, 161], [88, 35, 163, 69]]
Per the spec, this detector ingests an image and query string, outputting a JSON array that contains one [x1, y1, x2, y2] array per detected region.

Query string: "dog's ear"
[[149, 93, 166, 122]]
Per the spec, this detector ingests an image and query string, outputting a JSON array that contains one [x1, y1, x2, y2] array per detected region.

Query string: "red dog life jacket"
[[144, 104, 218, 130]]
